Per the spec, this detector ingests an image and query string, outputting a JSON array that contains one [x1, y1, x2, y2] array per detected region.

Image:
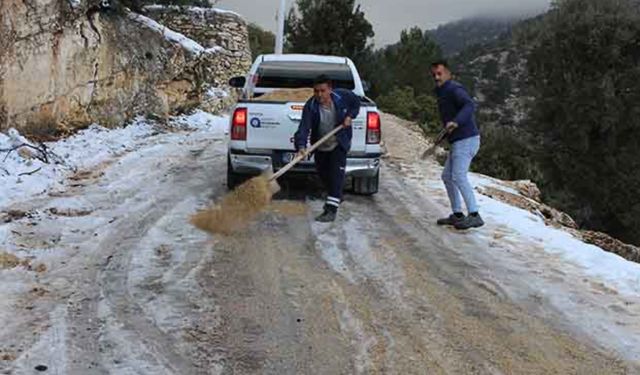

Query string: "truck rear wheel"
[[352, 170, 379, 195]]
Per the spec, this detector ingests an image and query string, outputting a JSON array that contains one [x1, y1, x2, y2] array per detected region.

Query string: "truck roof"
[[259, 54, 350, 65]]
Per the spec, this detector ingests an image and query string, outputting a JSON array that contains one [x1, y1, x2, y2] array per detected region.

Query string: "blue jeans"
[[442, 136, 480, 214]]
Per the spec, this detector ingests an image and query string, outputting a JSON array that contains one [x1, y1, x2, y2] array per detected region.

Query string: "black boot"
[[315, 205, 337, 223], [454, 213, 485, 230], [437, 213, 465, 226]]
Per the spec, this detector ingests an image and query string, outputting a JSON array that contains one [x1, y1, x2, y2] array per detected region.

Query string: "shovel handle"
[[270, 125, 345, 181]]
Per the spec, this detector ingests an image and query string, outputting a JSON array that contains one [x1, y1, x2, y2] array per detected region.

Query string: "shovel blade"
[[261, 169, 281, 195], [421, 146, 436, 160]]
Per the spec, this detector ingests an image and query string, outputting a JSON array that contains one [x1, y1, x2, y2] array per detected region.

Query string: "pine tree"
[[248, 24, 275, 60], [285, 0, 374, 66]]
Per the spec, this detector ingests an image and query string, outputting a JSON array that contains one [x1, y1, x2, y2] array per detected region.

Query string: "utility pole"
[[275, 0, 286, 54]]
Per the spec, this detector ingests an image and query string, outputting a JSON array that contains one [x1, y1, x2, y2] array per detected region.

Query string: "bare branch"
[[18, 167, 42, 176]]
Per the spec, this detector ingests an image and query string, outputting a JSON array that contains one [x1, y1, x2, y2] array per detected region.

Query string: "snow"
[[13, 306, 68, 374], [473, 175, 640, 296], [67, 0, 81, 9], [142, 5, 245, 20], [172, 109, 229, 135], [205, 46, 225, 54], [206, 87, 230, 100], [0, 111, 228, 210], [423, 172, 640, 297], [311, 216, 357, 284], [2, 109, 640, 366]]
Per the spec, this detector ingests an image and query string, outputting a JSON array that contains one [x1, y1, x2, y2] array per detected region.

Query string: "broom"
[[191, 125, 346, 235]]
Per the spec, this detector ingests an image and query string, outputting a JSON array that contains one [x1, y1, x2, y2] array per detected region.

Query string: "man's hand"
[[445, 121, 458, 133], [296, 148, 307, 158], [342, 116, 353, 128]]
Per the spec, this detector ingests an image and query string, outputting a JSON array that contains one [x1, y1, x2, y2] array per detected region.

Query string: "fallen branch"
[[1, 142, 76, 173], [18, 167, 42, 176], [1, 143, 48, 163]]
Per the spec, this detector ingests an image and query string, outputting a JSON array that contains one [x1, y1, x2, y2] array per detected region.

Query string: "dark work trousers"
[[314, 146, 348, 211]]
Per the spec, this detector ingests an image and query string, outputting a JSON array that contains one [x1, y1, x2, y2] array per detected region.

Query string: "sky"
[[215, 0, 552, 47]]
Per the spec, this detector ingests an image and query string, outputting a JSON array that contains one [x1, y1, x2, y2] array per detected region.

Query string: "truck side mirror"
[[228, 76, 246, 88]]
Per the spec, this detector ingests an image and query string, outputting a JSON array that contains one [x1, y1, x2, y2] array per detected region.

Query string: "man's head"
[[430, 60, 452, 88], [313, 75, 333, 105]]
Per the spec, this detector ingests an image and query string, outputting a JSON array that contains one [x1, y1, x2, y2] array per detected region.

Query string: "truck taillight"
[[366, 112, 381, 144], [231, 108, 247, 140]]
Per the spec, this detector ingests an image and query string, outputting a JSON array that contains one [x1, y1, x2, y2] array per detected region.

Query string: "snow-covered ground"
[[0, 111, 228, 210], [470, 175, 640, 297], [1, 110, 639, 372], [3, 112, 635, 298], [380, 112, 640, 362], [1, 110, 230, 373]]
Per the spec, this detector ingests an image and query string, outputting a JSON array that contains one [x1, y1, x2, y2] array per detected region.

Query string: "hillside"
[[427, 17, 518, 57]]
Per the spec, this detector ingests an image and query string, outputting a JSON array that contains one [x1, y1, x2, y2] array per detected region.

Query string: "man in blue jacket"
[[431, 60, 484, 230], [294, 75, 360, 222]]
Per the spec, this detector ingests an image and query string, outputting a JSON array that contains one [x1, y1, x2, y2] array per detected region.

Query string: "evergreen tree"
[[527, 0, 640, 243], [361, 27, 441, 100], [248, 23, 275, 60], [285, 0, 374, 66]]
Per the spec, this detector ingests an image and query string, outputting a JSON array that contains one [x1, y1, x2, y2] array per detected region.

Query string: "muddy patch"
[[0, 251, 22, 269]]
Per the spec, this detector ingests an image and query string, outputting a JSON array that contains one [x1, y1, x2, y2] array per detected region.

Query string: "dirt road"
[[1, 115, 639, 374]]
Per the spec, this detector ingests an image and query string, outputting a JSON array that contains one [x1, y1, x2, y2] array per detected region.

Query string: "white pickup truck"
[[226, 53, 382, 195]]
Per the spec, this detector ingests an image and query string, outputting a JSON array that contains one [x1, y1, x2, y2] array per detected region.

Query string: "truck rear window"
[[255, 61, 355, 90]]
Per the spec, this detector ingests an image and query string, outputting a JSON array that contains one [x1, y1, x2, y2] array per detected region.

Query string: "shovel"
[[191, 125, 346, 235], [420, 128, 448, 160]]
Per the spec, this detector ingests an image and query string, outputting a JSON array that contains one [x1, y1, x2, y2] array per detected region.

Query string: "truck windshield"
[[255, 61, 355, 90]]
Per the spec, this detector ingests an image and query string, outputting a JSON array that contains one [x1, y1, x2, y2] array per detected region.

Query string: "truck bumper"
[[228, 153, 273, 174], [229, 151, 380, 177]]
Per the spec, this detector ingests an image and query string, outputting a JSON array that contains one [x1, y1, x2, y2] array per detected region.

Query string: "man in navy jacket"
[[294, 75, 360, 222], [431, 60, 484, 229]]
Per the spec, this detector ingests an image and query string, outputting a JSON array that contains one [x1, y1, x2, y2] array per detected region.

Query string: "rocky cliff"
[[0, 1, 250, 136]]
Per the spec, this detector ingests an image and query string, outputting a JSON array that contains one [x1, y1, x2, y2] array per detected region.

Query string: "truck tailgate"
[[245, 101, 367, 153], [246, 102, 303, 151]]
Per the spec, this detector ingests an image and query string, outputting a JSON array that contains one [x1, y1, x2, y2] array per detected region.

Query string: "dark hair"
[[430, 60, 449, 69], [313, 74, 333, 86]]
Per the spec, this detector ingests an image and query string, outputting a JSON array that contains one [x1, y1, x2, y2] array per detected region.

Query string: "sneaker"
[[437, 213, 465, 226], [454, 214, 485, 230]]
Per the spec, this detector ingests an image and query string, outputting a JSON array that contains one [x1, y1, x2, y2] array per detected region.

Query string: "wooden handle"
[[270, 125, 345, 181]]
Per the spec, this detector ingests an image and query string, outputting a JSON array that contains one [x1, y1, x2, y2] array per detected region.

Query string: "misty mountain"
[[427, 17, 519, 57]]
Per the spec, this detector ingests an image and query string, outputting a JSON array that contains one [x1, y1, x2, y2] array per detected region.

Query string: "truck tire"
[[352, 170, 379, 195], [227, 155, 246, 190]]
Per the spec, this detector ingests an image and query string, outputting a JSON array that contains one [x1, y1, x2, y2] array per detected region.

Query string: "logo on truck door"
[[250, 117, 261, 128]]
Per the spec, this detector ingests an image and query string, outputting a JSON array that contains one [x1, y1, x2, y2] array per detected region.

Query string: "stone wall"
[[143, 5, 251, 88], [0, 1, 251, 135]]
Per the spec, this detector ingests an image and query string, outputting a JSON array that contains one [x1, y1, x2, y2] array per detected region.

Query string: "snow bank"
[[171, 110, 229, 136], [0, 112, 228, 209], [471, 176, 640, 296]]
